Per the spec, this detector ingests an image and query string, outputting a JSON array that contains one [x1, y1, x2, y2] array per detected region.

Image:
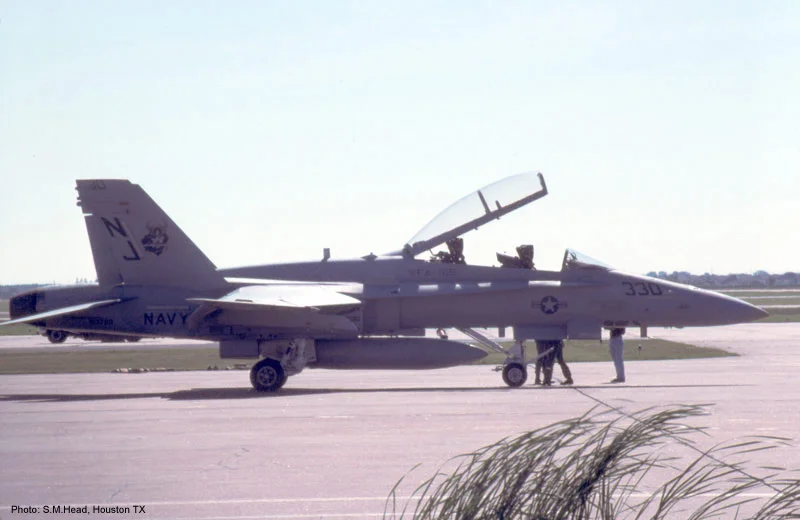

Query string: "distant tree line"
[[0, 279, 96, 299], [0, 285, 41, 300], [645, 270, 800, 289]]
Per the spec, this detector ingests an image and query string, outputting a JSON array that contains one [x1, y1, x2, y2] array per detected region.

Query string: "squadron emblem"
[[141, 223, 169, 256]]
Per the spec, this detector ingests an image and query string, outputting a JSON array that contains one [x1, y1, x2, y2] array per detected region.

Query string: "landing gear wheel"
[[502, 363, 527, 387], [46, 330, 68, 344], [125, 337, 141, 343], [250, 358, 287, 392]]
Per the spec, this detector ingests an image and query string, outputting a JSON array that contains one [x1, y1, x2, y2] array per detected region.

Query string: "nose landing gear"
[[502, 362, 527, 387], [500, 339, 528, 387], [457, 328, 532, 388]]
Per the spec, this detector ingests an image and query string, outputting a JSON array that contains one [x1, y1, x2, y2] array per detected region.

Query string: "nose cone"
[[706, 292, 769, 325], [737, 300, 770, 323]]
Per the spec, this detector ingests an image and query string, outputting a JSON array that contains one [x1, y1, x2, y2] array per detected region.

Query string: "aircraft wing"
[[189, 284, 360, 309], [400, 172, 548, 257], [0, 299, 125, 327], [186, 285, 361, 333]]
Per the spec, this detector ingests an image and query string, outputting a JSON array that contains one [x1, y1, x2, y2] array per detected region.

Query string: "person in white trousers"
[[609, 328, 626, 383]]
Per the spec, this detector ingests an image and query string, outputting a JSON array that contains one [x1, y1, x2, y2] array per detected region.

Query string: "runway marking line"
[[0, 496, 413, 508], [0, 492, 781, 511]]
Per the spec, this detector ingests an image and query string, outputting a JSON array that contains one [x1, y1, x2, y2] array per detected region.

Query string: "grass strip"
[[0, 347, 247, 375], [0, 324, 39, 336], [0, 338, 733, 375]]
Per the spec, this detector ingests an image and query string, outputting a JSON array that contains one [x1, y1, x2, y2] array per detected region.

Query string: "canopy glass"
[[561, 249, 612, 271], [405, 172, 547, 256]]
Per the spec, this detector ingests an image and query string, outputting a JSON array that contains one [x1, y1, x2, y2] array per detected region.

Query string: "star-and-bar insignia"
[[540, 295, 560, 314]]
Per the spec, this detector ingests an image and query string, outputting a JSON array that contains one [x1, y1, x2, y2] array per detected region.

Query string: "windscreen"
[[561, 249, 612, 271]]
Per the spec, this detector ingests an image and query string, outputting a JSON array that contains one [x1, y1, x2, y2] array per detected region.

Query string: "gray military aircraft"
[[3, 174, 767, 391]]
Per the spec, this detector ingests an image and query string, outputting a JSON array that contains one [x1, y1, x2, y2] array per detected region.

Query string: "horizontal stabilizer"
[[0, 299, 125, 327]]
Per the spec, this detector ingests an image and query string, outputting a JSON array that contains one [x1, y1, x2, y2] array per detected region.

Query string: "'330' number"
[[623, 282, 663, 296]]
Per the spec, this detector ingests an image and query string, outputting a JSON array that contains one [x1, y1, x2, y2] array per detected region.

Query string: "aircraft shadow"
[[0, 383, 744, 403]]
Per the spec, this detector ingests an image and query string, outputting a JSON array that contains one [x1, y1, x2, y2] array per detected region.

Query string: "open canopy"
[[401, 172, 548, 257]]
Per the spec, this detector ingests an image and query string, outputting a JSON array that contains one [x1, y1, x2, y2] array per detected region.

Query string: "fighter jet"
[[3, 174, 767, 391]]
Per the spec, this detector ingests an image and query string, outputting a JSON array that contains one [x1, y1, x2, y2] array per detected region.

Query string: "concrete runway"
[[1, 323, 800, 519]]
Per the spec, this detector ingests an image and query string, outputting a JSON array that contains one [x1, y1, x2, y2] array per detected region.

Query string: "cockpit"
[[393, 171, 614, 277]]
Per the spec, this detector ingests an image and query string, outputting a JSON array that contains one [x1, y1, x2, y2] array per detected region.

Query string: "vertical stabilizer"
[[76, 180, 226, 289]]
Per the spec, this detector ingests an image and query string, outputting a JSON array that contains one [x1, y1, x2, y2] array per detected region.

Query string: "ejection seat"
[[497, 244, 535, 270], [431, 237, 466, 265]]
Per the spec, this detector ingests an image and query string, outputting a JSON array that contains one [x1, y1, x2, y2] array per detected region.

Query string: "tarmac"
[[1, 323, 799, 519]]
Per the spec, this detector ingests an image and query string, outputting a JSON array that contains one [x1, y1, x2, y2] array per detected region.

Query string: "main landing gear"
[[46, 329, 68, 344], [250, 358, 288, 392], [248, 339, 312, 392]]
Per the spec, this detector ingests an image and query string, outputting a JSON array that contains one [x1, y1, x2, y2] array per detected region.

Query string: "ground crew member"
[[609, 328, 626, 383], [534, 340, 549, 385], [534, 340, 573, 385], [552, 340, 573, 385]]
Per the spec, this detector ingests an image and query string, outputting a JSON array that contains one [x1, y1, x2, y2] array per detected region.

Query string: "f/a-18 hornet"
[[4, 173, 767, 391]]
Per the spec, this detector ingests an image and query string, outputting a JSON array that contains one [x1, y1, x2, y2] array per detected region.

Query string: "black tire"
[[125, 337, 142, 343], [502, 362, 527, 388], [46, 330, 68, 344], [250, 358, 287, 392]]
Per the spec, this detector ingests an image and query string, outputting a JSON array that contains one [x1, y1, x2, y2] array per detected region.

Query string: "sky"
[[1, 1, 798, 284]]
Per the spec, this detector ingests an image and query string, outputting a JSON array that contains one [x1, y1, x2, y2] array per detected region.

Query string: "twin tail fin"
[[76, 180, 226, 290]]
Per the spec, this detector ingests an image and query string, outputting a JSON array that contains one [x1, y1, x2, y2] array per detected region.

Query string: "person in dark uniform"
[[535, 340, 574, 385], [534, 340, 549, 385], [552, 340, 573, 385]]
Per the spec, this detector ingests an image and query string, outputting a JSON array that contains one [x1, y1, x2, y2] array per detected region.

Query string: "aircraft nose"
[[715, 293, 769, 324], [741, 302, 769, 322]]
